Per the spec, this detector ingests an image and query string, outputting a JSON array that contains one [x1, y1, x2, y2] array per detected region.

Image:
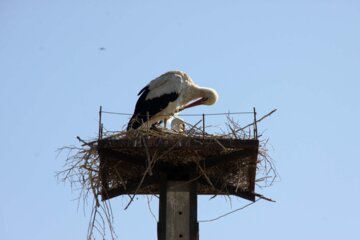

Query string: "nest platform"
[[98, 132, 259, 201]]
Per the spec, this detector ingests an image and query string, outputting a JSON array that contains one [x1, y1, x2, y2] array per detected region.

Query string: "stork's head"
[[182, 87, 219, 110]]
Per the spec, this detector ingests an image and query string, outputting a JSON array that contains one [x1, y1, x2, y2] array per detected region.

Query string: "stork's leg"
[[164, 118, 167, 129]]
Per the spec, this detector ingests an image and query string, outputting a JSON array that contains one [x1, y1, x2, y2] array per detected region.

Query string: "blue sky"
[[1, 1, 360, 239]]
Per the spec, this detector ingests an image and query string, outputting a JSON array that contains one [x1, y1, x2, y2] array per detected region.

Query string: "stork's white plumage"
[[170, 116, 185, 133], [127, 71, 218, 130]]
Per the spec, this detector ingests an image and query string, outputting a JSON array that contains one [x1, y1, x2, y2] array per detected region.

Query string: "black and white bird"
[[127, 71, 218, 130]]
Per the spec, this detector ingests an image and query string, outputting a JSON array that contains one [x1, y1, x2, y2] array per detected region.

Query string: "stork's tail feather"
[[127, 116, 142, 130]]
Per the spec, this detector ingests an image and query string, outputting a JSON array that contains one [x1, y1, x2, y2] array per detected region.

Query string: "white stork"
[[127, 71, 218, 130], [170, 116, 186, 133]]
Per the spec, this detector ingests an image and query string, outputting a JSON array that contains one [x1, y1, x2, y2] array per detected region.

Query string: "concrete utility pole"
[[158, 176, 198, 240]]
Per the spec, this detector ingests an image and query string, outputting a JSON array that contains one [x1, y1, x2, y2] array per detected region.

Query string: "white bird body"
[[127, 71, 218, 130], [170, 116, 185, 133]]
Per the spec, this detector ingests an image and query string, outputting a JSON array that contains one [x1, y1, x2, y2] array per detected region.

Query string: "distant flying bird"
[[127, 71, 218, 130]]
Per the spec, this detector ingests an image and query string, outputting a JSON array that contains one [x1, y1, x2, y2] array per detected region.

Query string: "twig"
[[237, 109, 277, 133], [225, 109, 277, 138], [254, 193, 275, 202], [213, 138, 227, 151], [196, 161, 216, 191], [199, 199, 260, 223], [77, 136, 93, 147], [147, 195, 158, 222]]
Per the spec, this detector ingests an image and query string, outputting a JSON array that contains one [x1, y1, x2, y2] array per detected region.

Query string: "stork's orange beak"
[[181, 97, 207, 111]]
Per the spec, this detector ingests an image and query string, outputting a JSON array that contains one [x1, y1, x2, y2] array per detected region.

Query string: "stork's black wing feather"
[[127, 86, 179, 130], [137, 85, 148, 96]]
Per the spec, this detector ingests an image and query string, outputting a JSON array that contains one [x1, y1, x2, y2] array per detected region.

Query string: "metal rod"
[[202, 114, 205, 140], [253, 107, 258, 139], [101, 111, 253, 116], [99, 106, 102, 140], [146, 112, 150, 137], [101, 123, 103, 139]]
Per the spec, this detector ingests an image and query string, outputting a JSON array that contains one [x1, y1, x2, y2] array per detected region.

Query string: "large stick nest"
[[57, 110, 277, 240]]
